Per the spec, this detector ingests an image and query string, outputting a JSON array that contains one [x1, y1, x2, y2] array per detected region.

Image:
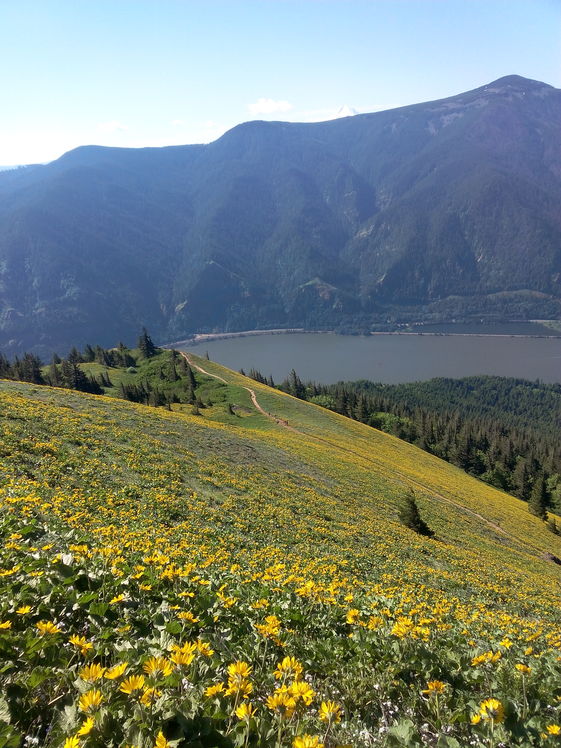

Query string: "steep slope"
[[1, 76, 560, 355], [1, 356, 561, 745]]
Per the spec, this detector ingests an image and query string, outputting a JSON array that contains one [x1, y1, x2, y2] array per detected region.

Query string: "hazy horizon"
[[1, 0, 559, 166]]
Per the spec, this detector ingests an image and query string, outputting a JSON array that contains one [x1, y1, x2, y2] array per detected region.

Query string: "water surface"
[[181, 332, 561, 385]]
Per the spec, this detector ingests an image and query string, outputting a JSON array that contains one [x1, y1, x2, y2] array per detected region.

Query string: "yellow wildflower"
[[77, 717, 95, 736], [140, 687, 161, 706], [421, 680, 447, 695], [69, 635, 93, 656], [154, 732, 171, 748], [256, 614, 281, 638], [471, 651, 501, 667], [79, 663, 105, 682], [235, 701, 256, 719], [36, 621, 62, 635], [0, 621, 12, 629], [16, 606, 31, 615], [177, 611, 199, 622], [105, 662, 128, 679], [319, 701, 342, 724], [109, 594, 125, 604], [391, 616, 414, 638], [479, 698, 505, 724], [515, 663, 531, 674], [78, 689, 103, 713], [289, 680, 315, 705], [170, 641, 197, 666], [170, 648, 195, 667], [205, 682, 225, 697], [196, 640, 214, 656], [293, 736, 324, 748], [63, 738, 80, 748], [546, 725, 561, 735], [143, 656, 174, 678], [228, 661, 252, 679], [225, 677, 253, 698], [266, 689, 296, 717], [274, 656, 303, 681], [120, 675, 146, 694]]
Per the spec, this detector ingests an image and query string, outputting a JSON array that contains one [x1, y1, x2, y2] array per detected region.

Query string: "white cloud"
[[248, 98, 293, 116], [97, 120, 129, 133]]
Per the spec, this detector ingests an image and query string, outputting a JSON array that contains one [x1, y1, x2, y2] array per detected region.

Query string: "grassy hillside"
[[1, 355, 561, 747]]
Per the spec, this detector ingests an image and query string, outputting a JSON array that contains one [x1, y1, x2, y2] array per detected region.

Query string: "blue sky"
[[1, 0, 559, 165]]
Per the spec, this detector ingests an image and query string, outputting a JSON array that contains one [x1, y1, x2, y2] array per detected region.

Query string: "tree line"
[[0, 329, 212, 414], [265, 370, 561, 524]]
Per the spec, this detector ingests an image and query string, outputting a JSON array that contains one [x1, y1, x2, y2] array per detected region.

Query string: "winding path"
[[180, 352, 543, 555]]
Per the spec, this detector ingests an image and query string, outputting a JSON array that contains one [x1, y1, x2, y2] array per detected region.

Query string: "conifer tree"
[[0, 351, 13, 378], [528, 474, 548, 521], [138, 328, 157, 358], [398, 490, 434, 537], [67, 346, 83, 364], [48, 355, 61, 386], [83, 344, 95, 363]]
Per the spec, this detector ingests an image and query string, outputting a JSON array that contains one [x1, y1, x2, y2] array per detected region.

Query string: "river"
[[179, 329, 561, 385]]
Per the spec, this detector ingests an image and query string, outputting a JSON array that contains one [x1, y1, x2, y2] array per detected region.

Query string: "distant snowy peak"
[[334, 104, 358, 118]]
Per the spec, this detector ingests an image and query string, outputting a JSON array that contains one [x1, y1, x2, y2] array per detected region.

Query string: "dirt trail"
[[182, 352, 300, 432], [180, 352, 540, 554]]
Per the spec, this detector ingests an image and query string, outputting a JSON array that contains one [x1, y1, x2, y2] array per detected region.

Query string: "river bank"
[[168, 325, 561, 348]]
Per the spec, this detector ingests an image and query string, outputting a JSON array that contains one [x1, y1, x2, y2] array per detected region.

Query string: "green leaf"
[[0, 697, 10, 724], [386, 719, 421, 747], [165, 621, 182, 635], [0, 721, 21, 748], [88, 602, 109, 617]]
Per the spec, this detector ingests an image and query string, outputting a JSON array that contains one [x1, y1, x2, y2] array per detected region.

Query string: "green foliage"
[[1, 358, 561, 746], [528, 474, 548, 521], [279, 374, 561, 512], [138, 328, 157, 359], [1, 354, 561, 746], [398, 491, 434, 538]]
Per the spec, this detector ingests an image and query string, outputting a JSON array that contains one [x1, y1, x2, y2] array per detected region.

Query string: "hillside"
[[1, 354, 561, 746], [1, 74, 561, 355]]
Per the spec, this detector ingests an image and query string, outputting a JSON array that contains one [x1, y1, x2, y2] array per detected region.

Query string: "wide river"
[[180, 331, 561, 385]]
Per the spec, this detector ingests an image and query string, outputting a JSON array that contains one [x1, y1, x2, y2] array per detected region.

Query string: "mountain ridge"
[[1, 74, 560, 354]]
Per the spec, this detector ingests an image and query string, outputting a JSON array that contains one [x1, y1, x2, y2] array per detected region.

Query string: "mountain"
[[1, 74, 560, 355], [1, 355, 561, 745]]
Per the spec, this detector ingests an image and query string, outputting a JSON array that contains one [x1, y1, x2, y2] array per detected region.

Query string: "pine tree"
[[398, 490, 434, 538], [18, 353, 44, 384], [138, 328, 157, 358], [83, 344, 95, 362], [67, 346, 83, 364], [528, 474, 548, 521], [185, 364, 196, 390], [0, 351, 12, 378], [48, 355, 61, 386], [513, 459, 531, 501], [94, 346, 110, 366]]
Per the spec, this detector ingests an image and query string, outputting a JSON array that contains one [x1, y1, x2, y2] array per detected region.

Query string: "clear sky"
[[0, 0, 559, 165]]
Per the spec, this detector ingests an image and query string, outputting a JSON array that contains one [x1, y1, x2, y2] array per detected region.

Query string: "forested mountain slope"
[[1, 355, 561, 745], [1, 74, 560, 354]]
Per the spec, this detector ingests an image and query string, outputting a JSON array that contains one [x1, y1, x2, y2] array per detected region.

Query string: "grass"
[[1, 355, 561, 747]]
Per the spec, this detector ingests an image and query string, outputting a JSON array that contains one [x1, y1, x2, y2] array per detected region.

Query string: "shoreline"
[[167, 327, 561, 347]]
